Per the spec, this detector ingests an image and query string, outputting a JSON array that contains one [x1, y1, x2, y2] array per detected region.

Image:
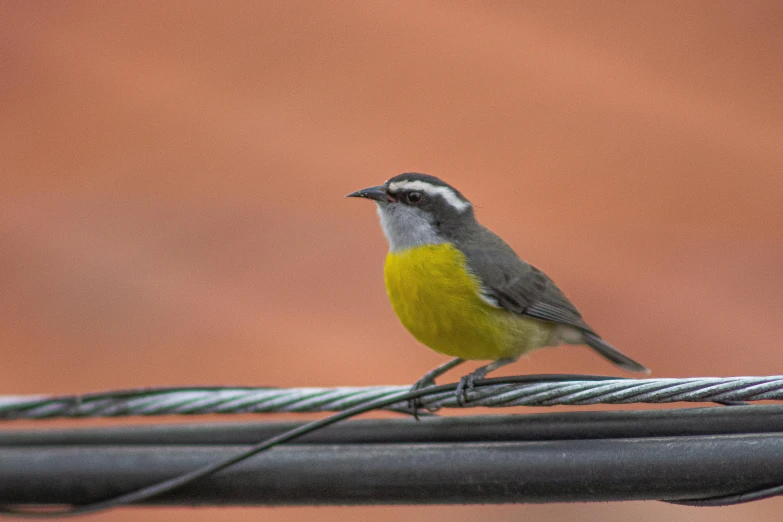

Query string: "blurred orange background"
[[1, 1, 782, 520]]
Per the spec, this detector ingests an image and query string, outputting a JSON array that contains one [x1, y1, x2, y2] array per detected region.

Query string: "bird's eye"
[[407, 191, 423, 204]]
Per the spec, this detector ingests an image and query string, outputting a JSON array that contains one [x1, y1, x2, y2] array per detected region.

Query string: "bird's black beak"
[[346, 185, 390, 203]]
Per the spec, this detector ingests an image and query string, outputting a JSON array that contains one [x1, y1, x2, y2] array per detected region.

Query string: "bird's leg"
[[407, 358, 465, 419], [456, 358, 517, 407], [413, 357, 466, 389]]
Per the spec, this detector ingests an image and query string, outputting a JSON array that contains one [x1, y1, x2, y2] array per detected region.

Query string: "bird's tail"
[[583, 332, 650, 374]]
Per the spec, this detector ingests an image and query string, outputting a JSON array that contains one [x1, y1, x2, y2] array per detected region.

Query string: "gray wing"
[[458, 229, 594, 333], [458, 227, 649, 373]]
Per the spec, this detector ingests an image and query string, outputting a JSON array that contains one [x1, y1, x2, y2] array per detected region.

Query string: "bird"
[[347, 173, 649, 405]]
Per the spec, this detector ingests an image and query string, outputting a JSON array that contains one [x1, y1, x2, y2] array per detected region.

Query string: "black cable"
[[4, 432, 783, 506], [3, 404, 780, 447]]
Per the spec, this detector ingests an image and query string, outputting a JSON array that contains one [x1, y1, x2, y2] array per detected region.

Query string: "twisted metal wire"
[[2, 376, 782, 421]]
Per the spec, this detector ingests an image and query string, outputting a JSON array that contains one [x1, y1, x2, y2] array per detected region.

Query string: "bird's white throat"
[[377, 204, 445, 252]]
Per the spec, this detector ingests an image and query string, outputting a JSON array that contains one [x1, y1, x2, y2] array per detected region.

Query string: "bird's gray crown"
[[383, 173, 472, 213]]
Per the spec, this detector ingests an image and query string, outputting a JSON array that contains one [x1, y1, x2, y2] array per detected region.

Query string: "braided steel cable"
[[2, 375, 782, 421]]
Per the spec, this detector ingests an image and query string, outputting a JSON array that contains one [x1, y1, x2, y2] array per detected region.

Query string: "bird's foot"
[[455, 368, 488, 407], [407, 375, 440, 420]]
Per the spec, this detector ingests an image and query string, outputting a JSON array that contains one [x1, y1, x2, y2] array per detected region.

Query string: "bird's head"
[[347, 173, 475, 251]]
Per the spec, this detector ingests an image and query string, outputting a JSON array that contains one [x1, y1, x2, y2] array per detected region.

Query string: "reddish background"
[[1, 1, 782, 520]]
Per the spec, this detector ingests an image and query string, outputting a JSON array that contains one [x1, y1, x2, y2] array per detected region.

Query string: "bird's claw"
[[455, 368, 489, 407], [407, 375, 440, 420], [455, 375, 470, 407]]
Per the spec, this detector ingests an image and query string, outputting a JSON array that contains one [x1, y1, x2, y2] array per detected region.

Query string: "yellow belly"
[[384, 244, 556, 360]]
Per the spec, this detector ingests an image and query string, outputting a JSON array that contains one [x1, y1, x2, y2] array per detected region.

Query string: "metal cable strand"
[[2, 376, 782, 421]]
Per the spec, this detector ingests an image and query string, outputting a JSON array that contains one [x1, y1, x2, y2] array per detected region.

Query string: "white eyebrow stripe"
[[387, 180, 471, 212]]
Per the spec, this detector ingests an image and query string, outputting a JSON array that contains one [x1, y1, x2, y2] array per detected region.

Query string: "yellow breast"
[[384, 243, 554, 360]]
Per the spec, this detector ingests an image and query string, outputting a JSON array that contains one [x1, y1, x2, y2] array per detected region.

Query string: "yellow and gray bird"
[[348, 173, 649, 399]]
